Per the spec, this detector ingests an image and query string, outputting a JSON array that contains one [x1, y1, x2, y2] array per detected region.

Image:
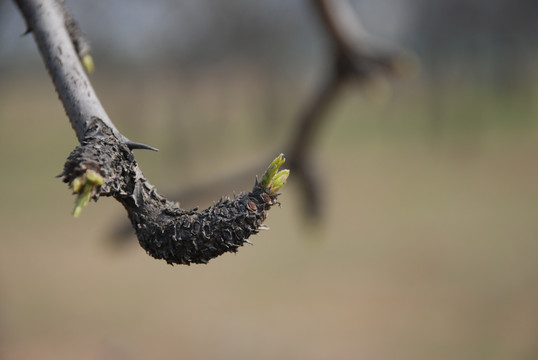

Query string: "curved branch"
[[15, 0, 288, 265]]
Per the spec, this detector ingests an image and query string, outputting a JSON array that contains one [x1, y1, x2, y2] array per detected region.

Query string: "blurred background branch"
[[287, 0, 415, 219]]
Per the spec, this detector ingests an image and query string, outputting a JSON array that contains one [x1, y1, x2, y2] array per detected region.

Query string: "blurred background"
[[1, 0, 538, 359]]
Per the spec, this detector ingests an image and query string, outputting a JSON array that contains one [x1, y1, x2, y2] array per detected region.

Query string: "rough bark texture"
[[129, 190, 275, 265], [62, 120, 281, 265]]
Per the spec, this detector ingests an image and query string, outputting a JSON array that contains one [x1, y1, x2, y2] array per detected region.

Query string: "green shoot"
[[260, 154, 290, 195], [71, 169, 103, 217]]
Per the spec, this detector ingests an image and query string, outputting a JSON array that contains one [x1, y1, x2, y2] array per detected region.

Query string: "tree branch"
[[14, 0, 288, 265]]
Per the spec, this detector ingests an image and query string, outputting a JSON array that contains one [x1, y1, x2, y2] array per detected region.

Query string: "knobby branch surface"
[[14, 0, 288, 265]]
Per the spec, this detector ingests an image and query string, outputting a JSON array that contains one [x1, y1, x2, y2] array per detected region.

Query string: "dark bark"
[[62, 121, 280, 265]]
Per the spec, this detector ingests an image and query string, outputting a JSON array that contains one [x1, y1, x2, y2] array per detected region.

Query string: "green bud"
[[86, 169, 104, 185], [82, 54, 95, 73], [260, 154, 289, 194], [71, 169, 104, 217], [261, 154, 286, 189], [72, 177, 82, 193], [269, 169, 290, 195]]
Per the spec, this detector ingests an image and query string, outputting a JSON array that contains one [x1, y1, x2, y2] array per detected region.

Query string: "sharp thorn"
[[21, 27, 32, 36], [126, 141, 159, 152]]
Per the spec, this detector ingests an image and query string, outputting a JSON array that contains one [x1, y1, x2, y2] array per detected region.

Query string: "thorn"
[[258, 224, 270, 231], [126, 141, 159, 152], [21, 27, 32, 36]]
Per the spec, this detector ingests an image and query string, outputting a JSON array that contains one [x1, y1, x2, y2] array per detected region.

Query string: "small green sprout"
[[71, 169, 103, 217], [260, 154, 290, 195], [82, 54, 94, 73]]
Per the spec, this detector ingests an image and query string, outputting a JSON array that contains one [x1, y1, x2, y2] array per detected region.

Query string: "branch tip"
[[260, 154, 290, 195]]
